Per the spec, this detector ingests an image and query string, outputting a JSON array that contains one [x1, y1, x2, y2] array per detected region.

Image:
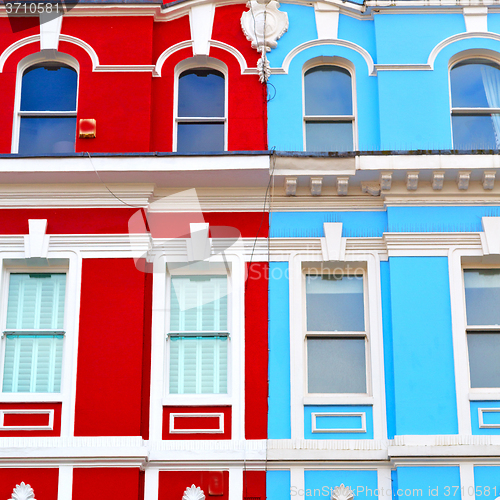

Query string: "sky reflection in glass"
[[178, 69, 225, 118]]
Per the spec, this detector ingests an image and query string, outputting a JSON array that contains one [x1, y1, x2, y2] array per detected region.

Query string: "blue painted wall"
[[268, 262, 291, 439], [268, 471, 291, 500], [381, 261, 396, 439], [470, 401, 500, 435], [396, 467, 460, 500], [389, 257, 458, 435], [304, 405, 373, 439], [474, 466, 500, 494]]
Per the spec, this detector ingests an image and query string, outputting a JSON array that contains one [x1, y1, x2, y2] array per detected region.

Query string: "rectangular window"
[[464, 269, 500, 389], [169, 275, 228, 395], [306, 274, 367, 394], [2, 273, 66, 393]]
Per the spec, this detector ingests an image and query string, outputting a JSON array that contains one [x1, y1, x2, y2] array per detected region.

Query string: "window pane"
[[7, 274, 66, 330], [464, 270, 500, 325], [170, 276, 227, 332], [177, 123, 224, 153], [3, 335, 63, 393], [452, 115, 498, 150], [21, 64, 77, 112], [304, 66, 352, 116], [306, 122, 353, 152], [306, 275, 364, 331], [450, 61, 500, 108], [169, 336, 227, 394], [468, 333, 500, 388], [307, 337, 366, 393], [178, 69, 225, 118], [19, 117, 76, 155]]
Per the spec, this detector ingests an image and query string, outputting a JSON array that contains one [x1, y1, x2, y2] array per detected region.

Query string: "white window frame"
[[11, 51, 80, 154], [288, 252, 386, 441], [166, 269, 232, 397], [0, 250, 81, 438], [149, 253, 245, 441], [302, 56, 358, 152], [448, 50, 500, 150], [172, 57, 228, 153], [303, 265, 371, 399]]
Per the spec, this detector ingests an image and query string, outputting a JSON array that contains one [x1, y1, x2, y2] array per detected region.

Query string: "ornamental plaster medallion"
[[332, 484, 355, 500], [11, 483, 36, 500], [241, 0, 288, 82], [182, 485, 205, 500]]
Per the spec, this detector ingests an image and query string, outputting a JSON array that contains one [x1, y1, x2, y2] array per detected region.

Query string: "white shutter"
[[170, 276, 227, 332], [7, 274, 66, 330], [3, 274, 66, 393], [169, 336, 227, 394], [3, 335, 63, 393]]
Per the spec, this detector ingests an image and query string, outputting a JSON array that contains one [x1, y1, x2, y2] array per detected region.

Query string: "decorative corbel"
[[483, 171, 496, 190], [310, 177, 323, 196], [24, 219, 50, 261], [380, 172, 392, 191], [457, 171, 471, 191], [337, 177, 349, 196], [284, 177, 297, 196], [241, 0, 288, 83], [432, 171, 445, 190], [406, 172, 419, 191], [187, 223, 211, 262]]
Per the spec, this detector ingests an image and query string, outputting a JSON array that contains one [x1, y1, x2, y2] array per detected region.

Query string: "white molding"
[[460, 463, 475, 500], [182, 485, 205, 500], [190, 4, 215, 56], [332, 485, 355, 500], [144, 468, 159, 500], [481, 217, 500, 255], [321, 222, 345, 261], [314, 2, 340, 40], [311, 412, 367, 433], [281, 39, 375, 76], [25, 219, 49, 259], [478, 408, 500, 428], [169, 412, 224, 434], [154, 40, 193, 77], [209, 40, 250, 75], [0, 409, 54, 431], [0, 35, 39, 73], [228, 468, 242, 500], [10, 483, 35, 500]]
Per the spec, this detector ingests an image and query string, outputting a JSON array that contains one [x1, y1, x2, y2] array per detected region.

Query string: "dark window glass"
[[304, 66, 352, 116], [468, 333, 500, 388], [305, 122, 353, 153], [307, 337, 366, 393], [21, 63, 77, 112], [178, 69, 225, 118], [177, 123, 224, 153], [19, 117, 76, 154]]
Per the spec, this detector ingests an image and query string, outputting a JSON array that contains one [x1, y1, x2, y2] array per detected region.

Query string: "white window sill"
[[469, 392, 500, 401], [0, 393, 63, 403], [303, 395, 374, 406], [163, 394, 232, 406]]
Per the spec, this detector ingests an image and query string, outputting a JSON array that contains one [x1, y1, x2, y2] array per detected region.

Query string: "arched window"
[[450, 59, 500, 150], [304, 65, 354, 152], [17, 62, 77, 155], [175, 68, 226, 152]]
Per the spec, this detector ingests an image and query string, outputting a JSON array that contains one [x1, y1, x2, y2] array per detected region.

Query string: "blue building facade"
[[266, 1, 500, 499]]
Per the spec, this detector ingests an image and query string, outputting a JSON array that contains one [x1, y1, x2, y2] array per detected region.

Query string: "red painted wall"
[[0, 468, 58, 500], [73, 469, 141, 500], [0, 403, 61, 437], [163, 406, 232, 440], [74, 258, 150, 436], [243, 471, 266, 500], [245, 263, 268, 439], [140, 267, 153, 440], [160, 471, 229, 500]]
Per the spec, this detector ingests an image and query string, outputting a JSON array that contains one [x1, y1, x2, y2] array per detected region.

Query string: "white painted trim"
[[173, 57, 228, 152], [459, 463, 475, 500], [11, 51, 80, 154], [290, 468, 305, 500], [144, 468, 160, 500], [428, 32, 500, 70], [314, 3, 340, 40], [463, 7, 488, 33], [478, 408, 500, 428], [154, 40, 193, 77], [228, 468, 243, 500], [209, 40, 249, 75], [57, 466, 73, 500], [169, 412, 224, 433], [281, 39, 376, 76], [40, 13, 63, 51], [0, 35, 39, 73], [0, 409, 54, 430], [311, 411, 366, 433], [377, 468, 392, 500]]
